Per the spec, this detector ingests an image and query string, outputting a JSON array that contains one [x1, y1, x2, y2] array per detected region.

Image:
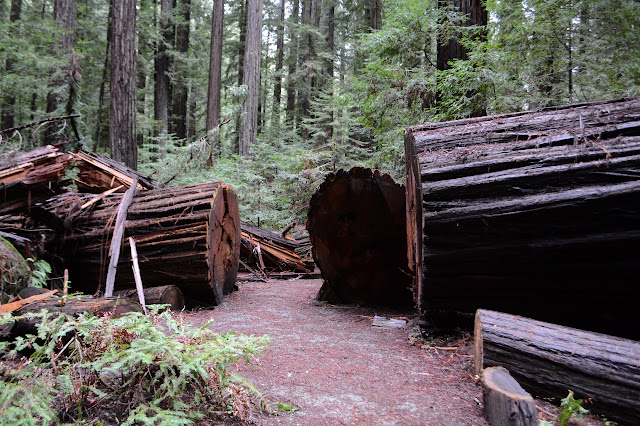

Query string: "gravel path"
[[182, 278, 487, 425]]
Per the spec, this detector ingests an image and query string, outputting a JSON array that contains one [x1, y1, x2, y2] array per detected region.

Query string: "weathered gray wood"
[[481, 367, 537, 426], [105, 178, 138, 297], [474, 309, 640, 425]]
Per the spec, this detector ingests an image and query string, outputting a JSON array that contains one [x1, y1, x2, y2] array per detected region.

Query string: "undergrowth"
[[0, 308, 272, 425]]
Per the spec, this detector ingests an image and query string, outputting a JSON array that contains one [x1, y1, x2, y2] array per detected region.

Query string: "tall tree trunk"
[[135, 0, 149, 148], [93, 0, 112, 152], [370, 0, 380, 31], [171, 0, 191, 141], [233, 0, 248, 153], [206, 0, 224, 137], [271, 0, 285, 126], [154, 0, 173, 143], [323, 0, 335, 139], [110, 0, 137, 169], [1, 0, 22, 130], [285, 0, 299, 126], [238, 0, 263, 157], [45, 0, 78, 146]]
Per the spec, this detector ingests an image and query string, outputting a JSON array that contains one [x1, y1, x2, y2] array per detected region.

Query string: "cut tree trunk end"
[[405, 97, 640, 339], [114, 285, 185, 311], [307, 167, 413, 307], [474, 309, 640, 425], [41, 181, 241, 307], [481, 366, 537, 426]]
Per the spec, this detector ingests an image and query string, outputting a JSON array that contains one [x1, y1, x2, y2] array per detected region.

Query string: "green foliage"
[[538, 390, 590, 426], [0, 308, 271, 424], [26, 258, 51, 288]]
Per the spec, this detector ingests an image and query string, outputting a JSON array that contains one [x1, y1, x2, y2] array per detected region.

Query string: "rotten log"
[[474, 309, 640, 425], [39, 181, 241, 306], [114, 285, 185, 311], [404, 97, 640, 339], [481, 366, 537, 426], [307, 167, 413, 307]]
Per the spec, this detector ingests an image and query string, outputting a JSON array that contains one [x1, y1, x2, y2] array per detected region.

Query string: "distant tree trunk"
[[233, 0, 247, 153], [436, 0, 487, 117], [300, 0, 320, 139], [135, 0, 149, 148], [370, 0, 380, 31], [93, 1, 112, 152], [171, 0, 191, 141], [206, 0, 224, 139], [271, 0, 285, 126], [110, 0, 137, 169], [45, 0, 77, 146], [324, 0, 334, 139], [1, 0, 22, 130], [285, 0, 299, 126], [238, 0, 263, 157], [154, 0, 173, 142], [188, 94, 196, 138]]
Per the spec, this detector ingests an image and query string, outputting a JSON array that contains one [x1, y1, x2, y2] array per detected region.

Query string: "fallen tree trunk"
[[404, 97, 640, 338], [307, 167, 413, 307], [40, 181, 241, 306], [114, 285, 185, 311], [474, 309, 640, 425], [12, 296, 143, 336]]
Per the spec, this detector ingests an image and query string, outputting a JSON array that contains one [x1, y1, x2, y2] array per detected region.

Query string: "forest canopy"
[[1, 0, 639, 228]]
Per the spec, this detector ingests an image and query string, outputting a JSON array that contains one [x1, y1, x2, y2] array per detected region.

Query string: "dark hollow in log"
[[307, 167, 413, 307], [114, 285, 185, 311], [481, 366, 537, 426], [474, 309, 640, 425], [40, 181, 241, 306], [404, 97, 640, 339]]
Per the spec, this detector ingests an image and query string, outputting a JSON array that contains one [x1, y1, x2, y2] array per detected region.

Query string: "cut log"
[[404, 97, 640, 338], [307, 167, 413, 307], [72, 150, 157, 193], [39, 181, 241, 306], [481, 366, 537, 426], [474, 309, 640, 425], [114, 285, 185, 311]]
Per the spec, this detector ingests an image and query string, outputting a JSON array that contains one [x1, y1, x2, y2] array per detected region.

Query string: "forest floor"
[[182, 277, 487, 425], [181, 278, 607, 426]]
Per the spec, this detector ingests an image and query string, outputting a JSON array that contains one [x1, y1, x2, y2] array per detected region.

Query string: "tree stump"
[[481, 366, 537, 426]]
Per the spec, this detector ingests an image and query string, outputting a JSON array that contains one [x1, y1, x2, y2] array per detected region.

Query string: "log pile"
[[404, 97, 640, 338], [240, 221, 314, 279], [307, 167, 413, 307], [40, 181, 241, 306], [475, 309, 640, 425]]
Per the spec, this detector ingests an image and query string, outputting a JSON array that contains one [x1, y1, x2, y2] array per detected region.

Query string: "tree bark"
[[115, 285, 185, 311], [481, 367, 537, 426], [206, 0, 224, 140], [153, 0, 173, 142], [110, 0, 137, 169], [238, 0, 263, 157], [171, 0, 191, 141], [42, 181, 240, 306], [474, 309, 640, 425], [1, 0, 22, 130], [93, 0, 112, 152], [271, 0, 285, 126], [307, 167, 413, 307], [404, 98, 640, 339], [285, 0, 299, 126]]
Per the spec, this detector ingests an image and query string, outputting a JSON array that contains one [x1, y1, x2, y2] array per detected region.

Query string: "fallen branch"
[[0, 114, 81, 135]]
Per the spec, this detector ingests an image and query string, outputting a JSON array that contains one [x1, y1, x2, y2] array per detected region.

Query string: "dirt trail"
[[183, 278, 487, 425]]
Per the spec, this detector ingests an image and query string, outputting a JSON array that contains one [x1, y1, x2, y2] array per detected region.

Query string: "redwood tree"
[[238, 0, 263, 157], [110, 0, 137, 169]]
